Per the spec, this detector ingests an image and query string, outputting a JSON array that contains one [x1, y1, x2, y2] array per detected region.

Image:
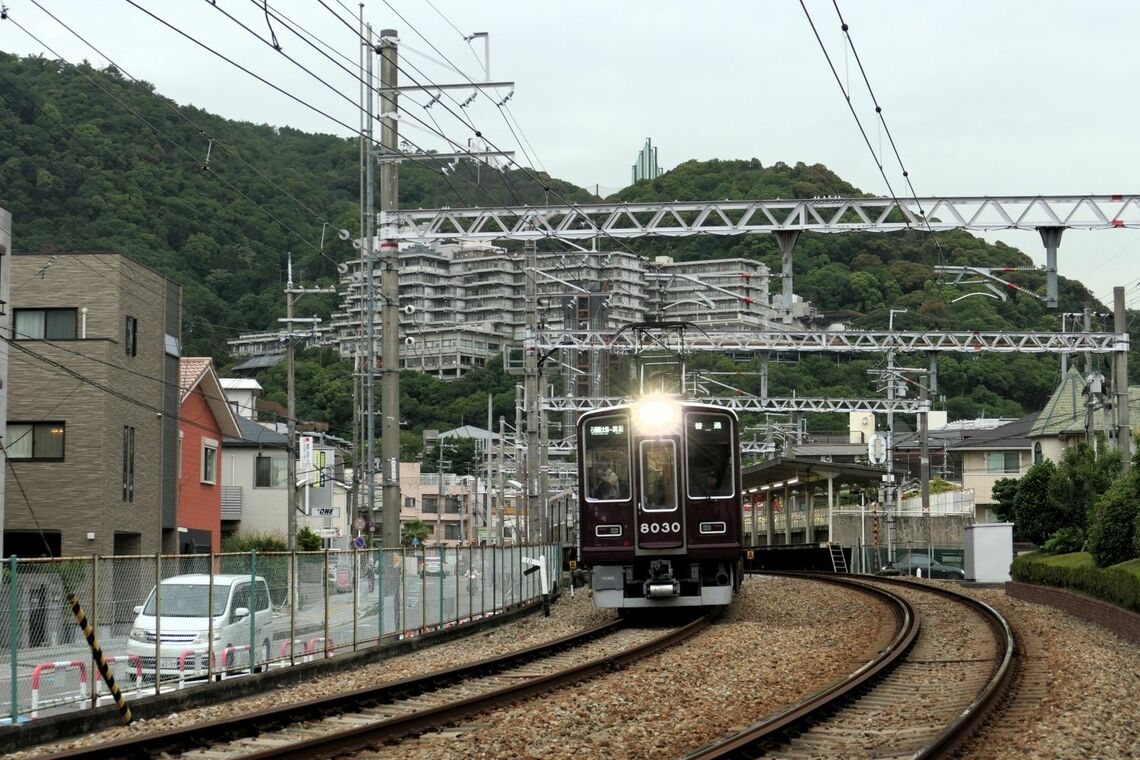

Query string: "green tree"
[[1012, 460, 1059, 545], [401, 519, 431, 547], [1087, 471, 1140, 566], [1046, 441, 1121, 539], [990, 477, 1019, 524]]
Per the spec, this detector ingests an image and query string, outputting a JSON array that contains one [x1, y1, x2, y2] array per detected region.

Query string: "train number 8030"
[[640, 521, 681, 534]]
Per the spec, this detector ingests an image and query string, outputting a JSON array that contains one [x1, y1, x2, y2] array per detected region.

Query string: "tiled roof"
[[225, 416, 289, 448], [179, 357, 212, 400]]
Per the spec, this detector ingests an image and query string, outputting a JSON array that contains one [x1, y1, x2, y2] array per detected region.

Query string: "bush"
[[1087, 478, 1140, 567], [221, 532, 288, 553], [1011, 552, 1140, 613], [1043, 527, 1083, 554], [296, 527, 323, 551]]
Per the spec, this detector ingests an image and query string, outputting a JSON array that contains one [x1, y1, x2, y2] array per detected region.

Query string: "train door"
[[637, 439, 683, 550]]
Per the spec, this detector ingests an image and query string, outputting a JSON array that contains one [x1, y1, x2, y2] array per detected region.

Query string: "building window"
[[422, 496, 438, 514], [254, 455, 287, 488], [122, 425, 135, 502], [1033, 442, 1042, 465], [444, 524, 461, 540], [404, 496, 416, 509], [985, 451, 1020, 474], [5, 422, 66, 460], [177, 431, 183, 479], [124, 316, 138, 356], [14, 308, 77, 340], [202, 438, 218, 484]]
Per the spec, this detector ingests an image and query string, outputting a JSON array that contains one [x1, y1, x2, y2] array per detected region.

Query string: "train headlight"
[[634, 396, 678, 431]]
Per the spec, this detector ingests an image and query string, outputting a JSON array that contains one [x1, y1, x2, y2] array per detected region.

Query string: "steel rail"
[[688, 573, 1014, 759], [239, 613, 713, 759], [686, 574, 919, 759], [43, 619, 627, 760]]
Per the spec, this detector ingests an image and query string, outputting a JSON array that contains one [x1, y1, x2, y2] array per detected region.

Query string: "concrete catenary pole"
[[363, 24, 377, 544], [286, 261, 297, 550], [379, 29, 402, 550], [1115, 287, 1132, 472], [524, 239, 540, 545]]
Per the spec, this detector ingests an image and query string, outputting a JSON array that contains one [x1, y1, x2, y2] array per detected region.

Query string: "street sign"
[[314, 507, 339, 518], [411, 537, 421, 546], [354, 517, 365, 530], [316, 528, 337, 538], [353, 536, 366, 549], [568, 560, 577, 570]]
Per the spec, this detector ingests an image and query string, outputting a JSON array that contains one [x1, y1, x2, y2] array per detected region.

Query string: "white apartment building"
[[316, 242, 774, 379]]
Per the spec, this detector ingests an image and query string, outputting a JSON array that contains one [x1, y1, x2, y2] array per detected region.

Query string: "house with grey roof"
[[1028, 367, 1140, 465], [948, 413, 1039, 523]]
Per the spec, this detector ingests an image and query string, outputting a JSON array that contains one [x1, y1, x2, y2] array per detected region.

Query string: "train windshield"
[[583, 414, 630, 501], [686, 412, 734, 499]]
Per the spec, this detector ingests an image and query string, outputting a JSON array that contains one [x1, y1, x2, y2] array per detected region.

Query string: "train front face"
[[578, 397, 742, 609]]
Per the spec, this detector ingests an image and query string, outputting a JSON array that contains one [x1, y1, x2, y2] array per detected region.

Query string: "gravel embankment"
[[387, 575, 894, 759]]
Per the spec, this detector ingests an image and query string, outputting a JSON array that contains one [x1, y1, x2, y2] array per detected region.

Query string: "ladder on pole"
[[828, 543, 848, 574]]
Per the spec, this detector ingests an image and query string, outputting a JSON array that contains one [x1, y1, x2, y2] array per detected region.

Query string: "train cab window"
[[686, 412, 734, 499], [583, 414, 630, 501], [641, 440, 678, 512]]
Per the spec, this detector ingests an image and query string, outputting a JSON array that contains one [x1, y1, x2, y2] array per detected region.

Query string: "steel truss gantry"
[[388, 195, 1140, 241], [543, 396, 930, 414], [533, 329, 1124, 354]]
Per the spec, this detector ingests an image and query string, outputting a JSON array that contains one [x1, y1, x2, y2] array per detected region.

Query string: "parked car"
[[419, 556, 452, 577], [127, 574, 274, 680], [882, 552, 966, 580]]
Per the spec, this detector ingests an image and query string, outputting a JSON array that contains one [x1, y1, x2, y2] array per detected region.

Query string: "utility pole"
[[283, 256, 336, 550], [1114, 286, 1132, 472], [378, 29, 402, 550], [362, 24, 378, 548], [885, 308, 907, 565]]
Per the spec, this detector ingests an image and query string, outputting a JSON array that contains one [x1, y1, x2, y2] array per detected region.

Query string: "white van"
[[127, 574, 274, 679]]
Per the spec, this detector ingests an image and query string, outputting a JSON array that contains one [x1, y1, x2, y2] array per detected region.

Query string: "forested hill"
[[1, 52, 1130, 434], [0, 52, 591, 358]]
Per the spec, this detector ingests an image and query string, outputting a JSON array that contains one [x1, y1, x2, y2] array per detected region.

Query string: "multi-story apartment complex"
[[3, 253, 182, 557], [313, 242, 773, 380]]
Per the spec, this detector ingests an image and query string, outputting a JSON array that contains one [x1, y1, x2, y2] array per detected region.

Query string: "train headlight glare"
[[634, 397, 678, 430]]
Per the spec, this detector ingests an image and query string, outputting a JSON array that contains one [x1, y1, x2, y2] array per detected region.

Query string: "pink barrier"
[[219, 644, 251, 675], [306, 636, 334, 657], [30, 660, 88, 718], [96, 655, 143, 693]]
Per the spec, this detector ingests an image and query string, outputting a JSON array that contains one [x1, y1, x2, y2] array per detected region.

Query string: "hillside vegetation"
[[1, 52, 1133, 444]]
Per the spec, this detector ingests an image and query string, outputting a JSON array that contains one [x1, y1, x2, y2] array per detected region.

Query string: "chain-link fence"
[[0, 544, 559, 723]]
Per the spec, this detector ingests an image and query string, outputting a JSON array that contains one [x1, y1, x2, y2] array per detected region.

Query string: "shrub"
[[1011, 552, 1140, 613], [221, 532, 288, 553], [1087, 478, 1140, 567], [296, 527, 323, 551], [1042, 527, 1083, 555]]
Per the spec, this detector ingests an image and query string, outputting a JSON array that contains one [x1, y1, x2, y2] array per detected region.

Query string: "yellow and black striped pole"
[[67, 593, 133, 725]]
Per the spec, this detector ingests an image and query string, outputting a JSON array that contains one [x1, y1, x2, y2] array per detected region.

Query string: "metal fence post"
[[351, 548, 358, 652], [207, 554, 215, 681], [288, 551, 296, 667], [322, 550, 330, 659], [89, 554, 98, 709], [377, 548, 384, 650], [154, 553, 161, 696], [249, 550, 257, 672], [9, 555, 18, 723]]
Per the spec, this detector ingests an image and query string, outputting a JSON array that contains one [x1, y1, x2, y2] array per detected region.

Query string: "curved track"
[[45, 614, 712, 759], [689, 574, 1014, 759]]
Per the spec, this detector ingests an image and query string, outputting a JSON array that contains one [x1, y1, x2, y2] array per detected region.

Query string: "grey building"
[[3, 253, 181, 557], [0, 208, 9, 557]]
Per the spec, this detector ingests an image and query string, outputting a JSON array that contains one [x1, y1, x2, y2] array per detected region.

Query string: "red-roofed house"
[[178, 358, 241, 553]]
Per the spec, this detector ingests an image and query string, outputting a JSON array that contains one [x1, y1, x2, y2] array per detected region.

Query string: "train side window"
[[686, 412, 734, 499], [583, 414, 630, 501]]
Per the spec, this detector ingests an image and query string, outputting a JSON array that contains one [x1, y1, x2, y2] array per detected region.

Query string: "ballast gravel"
[[11, 577, 1140, 759]]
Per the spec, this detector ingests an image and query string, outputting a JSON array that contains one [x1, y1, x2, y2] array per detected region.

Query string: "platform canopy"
[[742, 457, 884, 493]]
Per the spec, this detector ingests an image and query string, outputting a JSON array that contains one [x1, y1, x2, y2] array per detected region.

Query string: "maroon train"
[[577, 397, 743, 608]]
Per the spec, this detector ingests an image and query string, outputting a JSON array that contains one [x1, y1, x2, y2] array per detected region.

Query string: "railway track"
[[44, 613, 712, 759], [689, 574, 1015, 759]]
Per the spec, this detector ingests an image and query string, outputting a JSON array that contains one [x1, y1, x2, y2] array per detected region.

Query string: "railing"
[[0, 544, 558, 723]]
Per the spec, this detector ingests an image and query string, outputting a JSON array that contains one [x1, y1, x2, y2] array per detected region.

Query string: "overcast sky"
[[3, 1, 1138, 309]]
